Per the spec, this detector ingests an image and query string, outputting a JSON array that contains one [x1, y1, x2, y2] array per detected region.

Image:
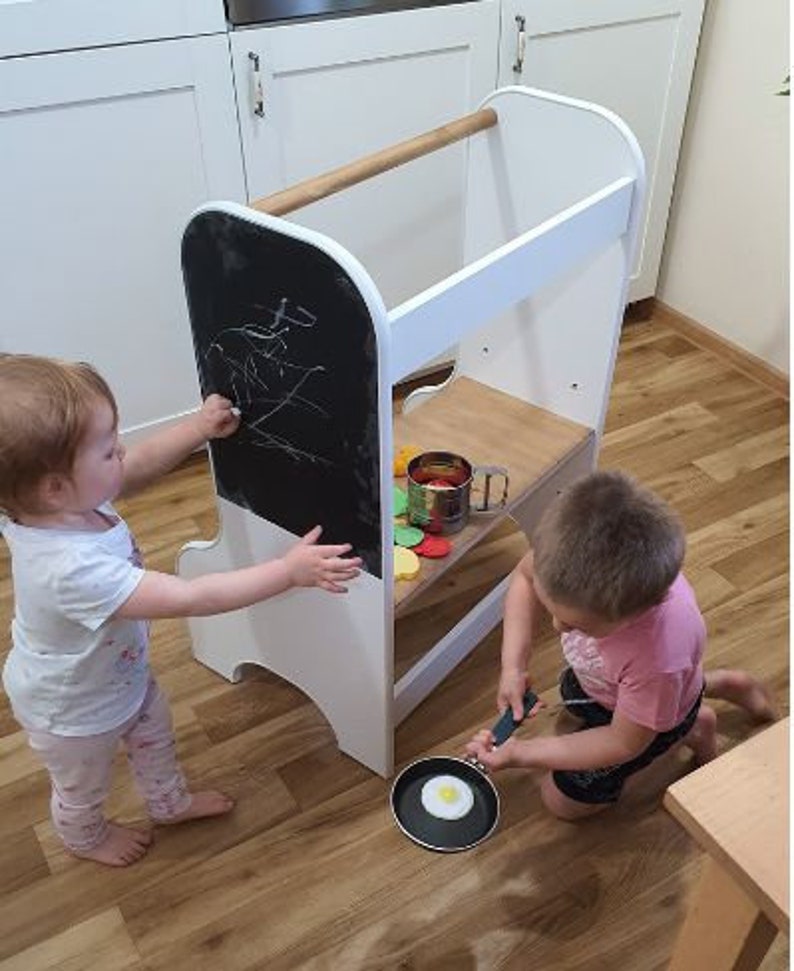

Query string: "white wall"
[[658, 0, 789, 374]]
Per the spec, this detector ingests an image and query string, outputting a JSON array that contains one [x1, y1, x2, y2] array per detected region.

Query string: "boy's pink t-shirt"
[[560, 574, 706, 732]]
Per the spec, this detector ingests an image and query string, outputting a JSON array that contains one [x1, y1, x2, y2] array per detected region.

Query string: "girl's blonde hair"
[[532, 470, 685, 621], [0, 354, 118, 516]]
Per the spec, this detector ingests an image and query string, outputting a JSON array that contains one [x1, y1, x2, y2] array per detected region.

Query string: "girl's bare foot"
[[71, 823, 152, 867], [705, 670, 778, 722], [156, 790, 234, 825]]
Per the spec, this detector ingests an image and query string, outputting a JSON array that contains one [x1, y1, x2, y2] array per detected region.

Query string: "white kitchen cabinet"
[[0, 35, 247, 440], [0, 0, 225, 58], [499, 0, 705, 302], [230, 2, 500, 309]]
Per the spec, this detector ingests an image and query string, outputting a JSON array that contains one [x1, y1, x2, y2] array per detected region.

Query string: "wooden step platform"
[[392, 376, 593, 614]]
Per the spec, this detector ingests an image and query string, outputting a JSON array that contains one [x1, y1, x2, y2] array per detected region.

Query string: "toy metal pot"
[[406, 451, 508, 535]]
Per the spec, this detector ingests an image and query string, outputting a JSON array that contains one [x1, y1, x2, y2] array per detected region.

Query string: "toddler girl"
[[0, 354, 361, 865]]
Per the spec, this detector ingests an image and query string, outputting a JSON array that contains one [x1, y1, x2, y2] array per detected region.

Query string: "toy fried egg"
[[420, 774, 474, 821]]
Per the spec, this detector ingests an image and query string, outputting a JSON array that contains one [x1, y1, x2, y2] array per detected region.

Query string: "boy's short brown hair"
[[532, 470, 685, 621], [0, 354, 118, 517]]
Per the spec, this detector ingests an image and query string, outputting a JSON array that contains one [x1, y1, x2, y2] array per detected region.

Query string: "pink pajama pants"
[[25, 678, 191, 851]]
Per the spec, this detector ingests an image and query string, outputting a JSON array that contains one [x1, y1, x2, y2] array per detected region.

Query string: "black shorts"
[[551, 667, 703, 805]]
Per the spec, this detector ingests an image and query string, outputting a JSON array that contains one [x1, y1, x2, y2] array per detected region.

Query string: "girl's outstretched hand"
[[197, 394, 241, 440], [284, 526, 363, 593]]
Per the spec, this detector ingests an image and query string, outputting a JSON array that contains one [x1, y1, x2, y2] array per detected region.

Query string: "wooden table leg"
[[668, 856, 778, 971]]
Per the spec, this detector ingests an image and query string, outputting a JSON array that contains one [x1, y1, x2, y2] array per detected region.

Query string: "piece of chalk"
[[231, 406, 241, 417]]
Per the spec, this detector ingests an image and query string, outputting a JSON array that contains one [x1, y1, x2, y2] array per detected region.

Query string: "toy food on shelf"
[[413, 535, 452, 558], [392, 453, 453, 582], [394, 546, 421, 581], [394, 524, 424, 548], [393, 485, 408, 517], [393, 444, 422, 477]]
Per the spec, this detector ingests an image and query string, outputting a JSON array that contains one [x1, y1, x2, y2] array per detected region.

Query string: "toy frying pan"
[[390, 690, 541, 852]]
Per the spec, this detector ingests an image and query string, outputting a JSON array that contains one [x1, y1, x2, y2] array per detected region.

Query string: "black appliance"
[[225, 0, 476, 27]]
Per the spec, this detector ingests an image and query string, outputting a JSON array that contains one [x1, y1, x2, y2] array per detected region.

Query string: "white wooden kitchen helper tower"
[[178, 86, 645, 777]]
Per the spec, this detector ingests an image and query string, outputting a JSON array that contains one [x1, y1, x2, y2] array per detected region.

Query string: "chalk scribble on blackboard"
[[182, 206, 382, 575], [202, 297, 333, 467]]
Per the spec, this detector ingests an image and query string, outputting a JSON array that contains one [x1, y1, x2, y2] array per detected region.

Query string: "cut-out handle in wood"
[[252, 107, 498, 218]]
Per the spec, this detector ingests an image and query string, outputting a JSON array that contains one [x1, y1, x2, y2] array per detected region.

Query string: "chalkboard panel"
[[182, 207, 382, 576]]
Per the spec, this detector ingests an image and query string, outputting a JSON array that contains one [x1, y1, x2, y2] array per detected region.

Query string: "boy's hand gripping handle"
[[490, 689, 539, 746]]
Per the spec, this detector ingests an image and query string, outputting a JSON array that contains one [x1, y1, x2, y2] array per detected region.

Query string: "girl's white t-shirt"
[[1, 506, 148, 735]]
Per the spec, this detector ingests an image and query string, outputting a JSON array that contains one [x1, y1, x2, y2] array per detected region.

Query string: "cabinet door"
[[232, 3, 499, 309], [0, 35, 246, 438], [499, 0, 704, 301], [0, 1, 225, 58]]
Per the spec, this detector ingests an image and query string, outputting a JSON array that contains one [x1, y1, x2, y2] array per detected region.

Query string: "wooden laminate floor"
[[0, 316, 789, 970]]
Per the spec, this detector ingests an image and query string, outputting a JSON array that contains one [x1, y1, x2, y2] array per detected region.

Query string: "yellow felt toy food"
[[393, 444, 422, 477], [394, 546, 421, 581]]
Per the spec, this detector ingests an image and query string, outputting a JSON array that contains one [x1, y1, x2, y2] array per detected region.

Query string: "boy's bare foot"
[[705, 670, 778, 722], [156, 790, 234, 825], [71, 823, 152, 867], [683, 704, 718, 765]]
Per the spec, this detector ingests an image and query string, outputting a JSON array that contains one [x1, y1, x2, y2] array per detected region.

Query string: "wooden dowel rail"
[[252, 107, 498, 218]]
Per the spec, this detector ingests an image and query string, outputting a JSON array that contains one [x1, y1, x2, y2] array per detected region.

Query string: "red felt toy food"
[[413, 535, 452, 558]]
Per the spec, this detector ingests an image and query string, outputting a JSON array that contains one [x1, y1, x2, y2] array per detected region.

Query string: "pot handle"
[[471, 465, 509, 513], [491, 689, 539, 746]]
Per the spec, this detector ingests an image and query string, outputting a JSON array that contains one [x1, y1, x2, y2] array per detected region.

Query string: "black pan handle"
[[490, 689, 539, 746]]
